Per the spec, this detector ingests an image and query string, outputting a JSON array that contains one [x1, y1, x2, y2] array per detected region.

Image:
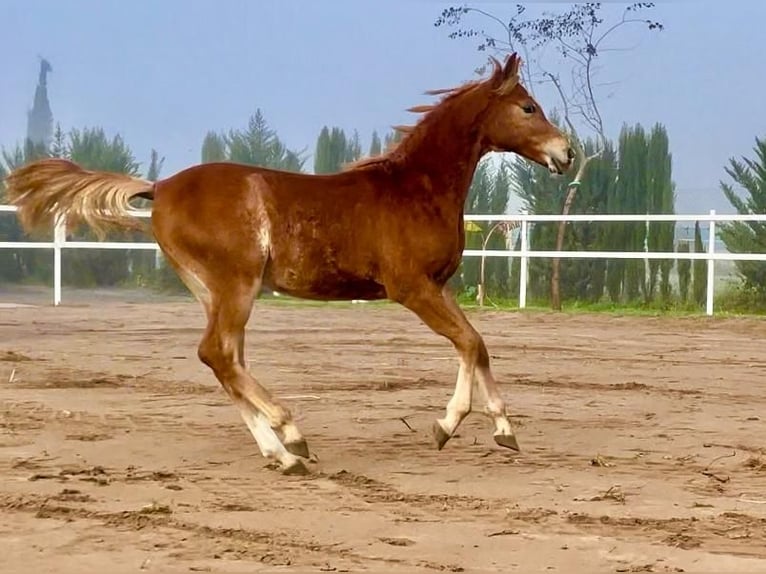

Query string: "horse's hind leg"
[[198, 274, 309, 474], [171, 258, 309, 474]]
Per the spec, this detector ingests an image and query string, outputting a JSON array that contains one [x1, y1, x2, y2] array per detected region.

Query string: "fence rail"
[[2, 205, 766, 315]]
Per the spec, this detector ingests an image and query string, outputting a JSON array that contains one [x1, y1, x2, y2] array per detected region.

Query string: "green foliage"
[[677, 243, 691, 303], [617, 124, 648, 301], [0, 139, 52, 283], [314, 127, 331, 173], [435, 3, 667, 309], [201, 131, 226, 163], [716, 282, 766, 315], [200, 110, 305, 172], [369, 130, 382, 157], [457, 159, 512, 298], [223, 110, 305, 171], [514, 135, 616, 303], [347, 130, 362, 164], [314, 126, 362, 174], [0, 127, 146, 287], [158, 111, 307, 292], [645, 125, 675, 301], [383, 129, 403, 151], [67, 127, 140, 175], [718, 137, 766, 300], [509, 122, 676, 307], [692, 221, 707, 306], [50, 123, 66, 158], [146, 149, 164, 182], [314, 126, 363, 174], [63, 127, 142, 287], [603, 124, 677, 304]]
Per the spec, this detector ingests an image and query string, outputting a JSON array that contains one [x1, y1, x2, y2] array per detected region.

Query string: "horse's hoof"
[[285, 438, 310, 459], [493, 433, 520, 452], [432, 421, 452, 450], [282, 459, 310, 476]]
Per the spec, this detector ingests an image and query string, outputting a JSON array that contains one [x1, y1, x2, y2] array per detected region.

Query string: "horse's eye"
[[522, 104, 536, 114]]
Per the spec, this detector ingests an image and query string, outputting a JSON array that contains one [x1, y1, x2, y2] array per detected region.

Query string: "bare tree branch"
[[435, 2, 663, 310]]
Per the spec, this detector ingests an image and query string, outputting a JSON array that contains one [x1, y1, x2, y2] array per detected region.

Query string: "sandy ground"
[[1, 288, 765, 573]]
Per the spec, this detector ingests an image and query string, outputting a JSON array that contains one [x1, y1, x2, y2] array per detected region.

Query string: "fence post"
[[706, 209, 716, 316], [519, 211, 529, 309], [53, 214, 65, 306]]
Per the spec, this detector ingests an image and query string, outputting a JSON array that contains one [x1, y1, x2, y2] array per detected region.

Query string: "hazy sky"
[[2, 1, 765, 213]]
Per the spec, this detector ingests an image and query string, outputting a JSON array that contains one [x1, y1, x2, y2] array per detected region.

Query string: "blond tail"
[[4, 158, 154, 239]]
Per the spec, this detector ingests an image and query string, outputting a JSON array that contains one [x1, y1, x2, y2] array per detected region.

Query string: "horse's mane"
[[346, 60, 506, 171]]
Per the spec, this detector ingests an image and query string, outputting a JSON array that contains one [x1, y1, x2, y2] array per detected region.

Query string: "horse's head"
[[481, 54, 574, 175]]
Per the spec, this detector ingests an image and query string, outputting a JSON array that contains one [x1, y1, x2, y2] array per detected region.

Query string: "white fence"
[[2, 205, 766, 315]]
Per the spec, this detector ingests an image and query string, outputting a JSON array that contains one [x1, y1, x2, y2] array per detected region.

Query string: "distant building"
[[26, 58, 53, 148]]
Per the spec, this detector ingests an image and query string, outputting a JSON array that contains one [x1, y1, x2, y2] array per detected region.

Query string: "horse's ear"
[[497, 53, 521, 94], [489, 55, 503, 75]]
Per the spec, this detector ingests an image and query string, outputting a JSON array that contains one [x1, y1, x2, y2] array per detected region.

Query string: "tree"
[[146, 149, 164, 182], [692, 221, 706, 306], [50, 123, 66, 158], [369, 130, 382, 157], [461, 159, 513, 303], [435, 2, 663, 309], [513, 134, 615, 304], [601, 123, 675, 304], [208, 109, 306, 172], [0, 139, 52, 283], [512, 146, 566, 301], [346, 130, 362, 164], [1, 126, 145, 286], [314, 126, 332, 173], [617, 124, 649, 302], [645, 125, 676, 301], [64, 127, 142, 287], [201, 131, 226, 163], [156, 111, 307, 292], [130, 149, 165, 285], [384, 129, 403, 151], [719, 137, 766, 299], [67, 127, 140, 175], [677, 243, 691, 303], [314, 126, 364, 174]]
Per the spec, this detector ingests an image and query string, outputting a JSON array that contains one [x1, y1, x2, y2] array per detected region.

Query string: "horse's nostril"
[[567, 147, 576, 160]]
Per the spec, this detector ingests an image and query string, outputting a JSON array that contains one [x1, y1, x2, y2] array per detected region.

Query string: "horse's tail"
[[5, 158, 155, 238]]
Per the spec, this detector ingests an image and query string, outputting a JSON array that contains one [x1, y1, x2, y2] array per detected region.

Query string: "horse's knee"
[[197, 336, 216, 370], [458, 330, 489, 368], [198, 333, 237, 377]]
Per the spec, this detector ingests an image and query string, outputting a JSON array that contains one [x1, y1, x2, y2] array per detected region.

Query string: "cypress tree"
[[369, 130, 382, 156]]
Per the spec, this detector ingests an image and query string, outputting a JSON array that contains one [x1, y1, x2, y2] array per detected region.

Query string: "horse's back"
[[150, 161, 389, 300]]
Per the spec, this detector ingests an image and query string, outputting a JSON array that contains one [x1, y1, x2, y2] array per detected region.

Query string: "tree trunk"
[[550, 156, 592, 311]]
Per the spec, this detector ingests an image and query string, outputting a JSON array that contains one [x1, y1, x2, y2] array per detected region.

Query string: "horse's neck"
[[397, 98, 488, 209]]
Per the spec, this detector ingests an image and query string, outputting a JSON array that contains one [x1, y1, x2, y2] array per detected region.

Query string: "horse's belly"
[[263, 258, 386, 301]]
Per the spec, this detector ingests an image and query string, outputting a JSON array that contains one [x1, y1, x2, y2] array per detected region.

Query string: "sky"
[[2, 1, 765, 214]]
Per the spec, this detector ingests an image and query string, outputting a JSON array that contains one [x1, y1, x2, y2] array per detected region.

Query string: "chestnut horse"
[[6, 54, 573, 475]]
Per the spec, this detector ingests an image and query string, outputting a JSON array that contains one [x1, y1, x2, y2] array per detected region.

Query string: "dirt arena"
[[1, 289, 765, 573]]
